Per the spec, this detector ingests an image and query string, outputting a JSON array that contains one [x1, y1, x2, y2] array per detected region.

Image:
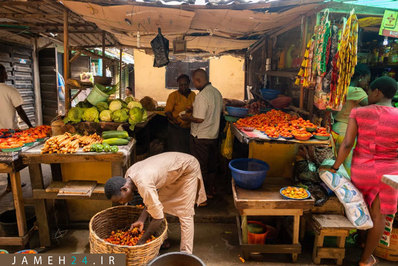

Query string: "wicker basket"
[[89, 206, 167, 266]]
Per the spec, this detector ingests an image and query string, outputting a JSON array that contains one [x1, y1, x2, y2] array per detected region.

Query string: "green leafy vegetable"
[[82, 107, 99, 122], [99, 110, 112, 122], [64, 107, 84, 124], [129, 107, 143, 124], [96, 102, 109, 112], [125, 96, 135, 104], [109, 100, 123, 112], [127, 101, 143, 110], [111, 109, 129, 123]]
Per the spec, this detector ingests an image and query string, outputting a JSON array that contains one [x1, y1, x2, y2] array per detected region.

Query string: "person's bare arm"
[[181, 115, 204, 123], [165, 111, 180, 125], [130, 207, 149, 231], [15, 105, 33, 128], [137, 218, 163, 244], [320, 118, 358, 172]]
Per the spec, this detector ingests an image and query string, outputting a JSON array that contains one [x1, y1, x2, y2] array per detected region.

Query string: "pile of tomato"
[[234, 110, 326, 141], [0, 125, 51, 150], [105, 228, 156, 246], [313, 127, 330, 137]]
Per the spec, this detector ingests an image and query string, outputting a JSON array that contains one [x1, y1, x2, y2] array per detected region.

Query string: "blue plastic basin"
[[226, 106, 249, 118], [261, 89, 281, 100], [229, 158, 269, 190]]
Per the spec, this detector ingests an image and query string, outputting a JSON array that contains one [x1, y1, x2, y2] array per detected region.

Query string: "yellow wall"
[[134, 50, 245, 101], [209, 55, 245, 100]]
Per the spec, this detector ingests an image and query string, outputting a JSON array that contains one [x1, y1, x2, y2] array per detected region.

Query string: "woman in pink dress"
[[322, 76, 398, 266]]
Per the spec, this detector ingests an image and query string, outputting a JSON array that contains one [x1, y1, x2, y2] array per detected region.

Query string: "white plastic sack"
[[345, 202, 373, 228], [320, 171, 348, 190], [319, 159, 373, 230], [335, 183, 363, 203]]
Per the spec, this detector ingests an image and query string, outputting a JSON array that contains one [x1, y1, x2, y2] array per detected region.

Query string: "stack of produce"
[[83, 130, 130, 153], [0, 125, 51, 151], [235, 110, 329, 141], [64, 97, 147, 131], [105, 227, 156, 246], [41, 133, 102, 154]]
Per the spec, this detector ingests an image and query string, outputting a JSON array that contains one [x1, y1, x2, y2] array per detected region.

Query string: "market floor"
[[0, 223, 392, 266]]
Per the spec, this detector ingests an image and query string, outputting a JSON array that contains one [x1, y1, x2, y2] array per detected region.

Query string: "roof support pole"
[[63, 9, 70, 111], [102, 31, 106, 77], [32, 37, 43, 125], [119, 48, 123, 99]]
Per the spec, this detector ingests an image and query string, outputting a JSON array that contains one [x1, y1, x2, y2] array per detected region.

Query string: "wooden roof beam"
[[0, 13, 62, 19]]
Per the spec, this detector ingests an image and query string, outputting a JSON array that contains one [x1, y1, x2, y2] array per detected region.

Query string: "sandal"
[[160, 239, 171, 250], [199, 201, 208, 207]]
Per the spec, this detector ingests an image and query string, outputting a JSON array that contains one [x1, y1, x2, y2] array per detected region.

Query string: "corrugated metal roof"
[[330, 0, 398, 10]]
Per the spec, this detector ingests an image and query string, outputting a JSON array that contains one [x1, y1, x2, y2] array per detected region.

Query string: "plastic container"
[[224, 115, 239, 123], [229, 158, 269, 190], [15, 249, 37, 254], [87, 85, 109, 106], [0, 249, 9, 254], [225, 106, 249, 118], [261, 89, 281, 100], [248, 221, 269, 244], [148, 252, 205, 266]]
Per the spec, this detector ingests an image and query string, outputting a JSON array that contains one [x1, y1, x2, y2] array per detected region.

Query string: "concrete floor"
[[0, 166, 396, 265]]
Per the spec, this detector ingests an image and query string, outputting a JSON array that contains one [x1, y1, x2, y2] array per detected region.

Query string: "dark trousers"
[[189, 135, 218, 195], [168, 123, 191, 154]]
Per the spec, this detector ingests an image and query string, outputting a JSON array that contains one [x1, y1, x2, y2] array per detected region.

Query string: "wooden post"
[[119, 48, 123, 98], [102, 31, 106, 77], [63, 10, 70, 111], [32, 37, 43, 125], [300, 85, 304, 109]]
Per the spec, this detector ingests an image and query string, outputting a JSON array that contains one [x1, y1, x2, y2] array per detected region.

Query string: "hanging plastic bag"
[[221, 123, 233, 159], [150, 28, 169, 67]]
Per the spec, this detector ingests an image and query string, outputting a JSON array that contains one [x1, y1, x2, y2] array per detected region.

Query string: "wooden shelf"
[[266, 70, 298, 78], [33, 182, 108, 200], [0, 224, 36, 246]]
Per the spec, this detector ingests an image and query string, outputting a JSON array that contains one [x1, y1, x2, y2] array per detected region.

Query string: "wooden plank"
[[241, 209, 302, 216], [33, 189, 108, 200], [313, 215, 355, 230], [10, 171, 27, 237], [312, 196, 344, 215], [382, 175, 398, 190], [233, 180, 314, 210], [316, 247, 345, 259], [0, 225, 35, 246], [64, 9, 70, 112], [58, 181, 97, 197], [45, 181, 65, 192]]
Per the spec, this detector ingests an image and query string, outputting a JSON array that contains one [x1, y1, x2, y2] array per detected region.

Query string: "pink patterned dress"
[[350, 105, 398, 215]]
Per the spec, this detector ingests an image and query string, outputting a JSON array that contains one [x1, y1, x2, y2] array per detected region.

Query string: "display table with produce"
[[0, 126, 51, 247], [21, 132, 136, 247], [232, 178, 314, 262], [230, 110, 330, 178]]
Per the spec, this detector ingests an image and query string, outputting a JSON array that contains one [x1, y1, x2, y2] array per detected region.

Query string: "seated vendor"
[[165, 74, 196, 153], [104, 152, 206, 254]]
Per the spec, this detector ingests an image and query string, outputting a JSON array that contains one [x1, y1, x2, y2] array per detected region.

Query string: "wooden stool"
[[312, 214, 355, 265]]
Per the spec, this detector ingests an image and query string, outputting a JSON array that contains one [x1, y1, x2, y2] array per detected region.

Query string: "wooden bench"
[[312, 214, 355, 265]]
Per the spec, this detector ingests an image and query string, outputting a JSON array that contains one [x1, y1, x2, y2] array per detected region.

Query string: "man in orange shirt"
[[165, 74, 195, 153]]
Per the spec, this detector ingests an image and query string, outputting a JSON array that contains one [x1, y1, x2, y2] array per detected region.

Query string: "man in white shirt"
[[0, 64, 32, 129], [182, 69, 222, 200]]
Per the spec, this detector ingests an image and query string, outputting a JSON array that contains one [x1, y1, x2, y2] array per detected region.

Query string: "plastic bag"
[[150, 28, 169, 67], [319, 159, 373, 230], [221, 123, 233, 159]]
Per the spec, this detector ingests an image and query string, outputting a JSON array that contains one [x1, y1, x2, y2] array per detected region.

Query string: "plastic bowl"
[[280, 187, 311, 200], [314, 135, 330, 140], [261, 89, 281, 100], [229, 158, 269, 190], [15, 249, 37, 254], [0, 249, 8, 254], [225, 106, 249, 118]]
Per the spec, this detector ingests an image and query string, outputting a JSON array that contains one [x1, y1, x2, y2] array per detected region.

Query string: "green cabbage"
[[111, 109, 129, 123], [127, 101, 143, 110], [82, 107, 99, 122], [129, 107, 143, 124], [96, 102, 109, 112], [99, 110, 112, 122], [125, 96, 135, 103], [63, 107, 84, 124], [109, 100, 122, 112]]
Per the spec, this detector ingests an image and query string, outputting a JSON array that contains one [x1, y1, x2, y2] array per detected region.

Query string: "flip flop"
[[199, 201, 208, 207]]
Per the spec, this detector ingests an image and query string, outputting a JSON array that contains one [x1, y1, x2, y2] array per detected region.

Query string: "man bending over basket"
[[104, 152, 207, 254]]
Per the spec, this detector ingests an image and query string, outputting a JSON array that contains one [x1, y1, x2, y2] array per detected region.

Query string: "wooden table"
[[382, 175, 398, 190], [21, 139, 136, 247], [232, 179, 314, 262], [0, 150, 36, 247]]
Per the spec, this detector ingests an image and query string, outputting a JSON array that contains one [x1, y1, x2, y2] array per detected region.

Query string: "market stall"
[[21, 136, 136, 247]]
